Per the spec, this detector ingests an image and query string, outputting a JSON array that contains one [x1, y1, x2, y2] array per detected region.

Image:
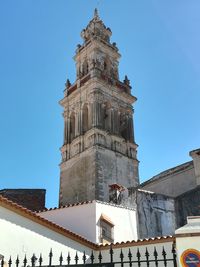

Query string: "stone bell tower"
[[59, 9, 139, 206]]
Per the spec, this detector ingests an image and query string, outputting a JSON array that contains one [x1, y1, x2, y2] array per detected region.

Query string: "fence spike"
[[90, 251, 94, 264], [120, 249, 124, 262], [39, 254, 43, 267], [109, 245, 113, 263], [67, 252, 71, 265], [8, 257, 12, 267], [136, 249, 141, 267], [31, 254, 37, 267], [128, 248, 133, 262], [1, 257, 4, 267], [16, 256, 19, 267], [75, 252, 79, 265], [145, 248, 150, 267], [162, 247, 167, 267], [172, 243, 177, 267], [83, 251, 86, 264], [23, 255, 27, 267], [59, 253, 63, 266], [49, 249, 53, 266], [154, 247, 158, 267], [98, 251, 102, 264]]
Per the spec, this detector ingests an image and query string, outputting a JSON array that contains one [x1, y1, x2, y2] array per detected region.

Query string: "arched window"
[[70, 112, 75, 142], [82, 104, 89, 133]]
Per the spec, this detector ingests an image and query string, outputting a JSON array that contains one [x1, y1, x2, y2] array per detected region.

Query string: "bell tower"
[[59, 9, 139, 206]]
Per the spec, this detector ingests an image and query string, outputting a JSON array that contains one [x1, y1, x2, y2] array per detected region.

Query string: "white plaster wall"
[[38, 203, 97, 243], [39, 201, 138, 244], [95, 202, 138, 243], [0, 206, 92, 264]]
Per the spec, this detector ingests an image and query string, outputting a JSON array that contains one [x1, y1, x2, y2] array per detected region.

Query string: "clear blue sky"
[[0, 0, 199, 208]]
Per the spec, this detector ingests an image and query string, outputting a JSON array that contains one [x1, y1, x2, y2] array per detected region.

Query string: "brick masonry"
[[0, 189, 46, 211]]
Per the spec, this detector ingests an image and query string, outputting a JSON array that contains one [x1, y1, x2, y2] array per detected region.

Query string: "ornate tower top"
[[81, 8, 112, 44]]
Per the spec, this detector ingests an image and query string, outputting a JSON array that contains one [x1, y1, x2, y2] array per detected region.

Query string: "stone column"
[[63, 118, 67, 144], [91, 101, 102, 128], [128, 116, 134, 143]]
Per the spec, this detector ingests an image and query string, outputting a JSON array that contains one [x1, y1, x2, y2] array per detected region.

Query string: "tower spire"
[[94, 8, 99, 20]]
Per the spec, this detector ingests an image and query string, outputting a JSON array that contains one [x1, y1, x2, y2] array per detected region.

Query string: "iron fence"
[[1, 243, 177, 267]]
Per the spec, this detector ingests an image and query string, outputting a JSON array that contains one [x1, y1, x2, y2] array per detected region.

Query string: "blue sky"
[[0, 0, 199, 208]]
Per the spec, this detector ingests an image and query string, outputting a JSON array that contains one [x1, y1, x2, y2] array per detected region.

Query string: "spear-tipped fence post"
[[59, 253, 63, 266], [15, 256, 19, 267], [110, 245, 113, 263], [98, 251, 102, 264], [49, 249, 53, 266], [67, 252, 71, 265], [8, 257, 12, 267], [90, 251, 94, 264], [23, 255, 27, 267], [83, 251, 86, 265], [39, 254, 43, 267], [162, 247, 167, 267], [1, 257, 4, 267], [120, 249, 124, 267], [75, 252, 79, 265], [154, 247, 158, 267], [128, 248, 132, 267], [136, 248, 141, 267], [172, 243, 177, 267], [31, 254, 36, 267], [145, 248, 150, 267]]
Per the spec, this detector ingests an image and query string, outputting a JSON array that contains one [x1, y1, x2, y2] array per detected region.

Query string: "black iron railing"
[[1, 243, 177, 267]]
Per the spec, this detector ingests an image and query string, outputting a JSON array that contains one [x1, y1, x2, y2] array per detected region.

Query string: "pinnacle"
[[93, 8, 100, 20]]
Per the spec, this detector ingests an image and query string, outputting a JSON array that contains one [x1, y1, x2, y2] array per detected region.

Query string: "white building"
[[0, 195, 95, 264], [38, 200, 138, 244]]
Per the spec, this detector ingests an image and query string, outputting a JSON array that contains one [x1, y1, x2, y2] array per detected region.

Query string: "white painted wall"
[[175, 216, 200, 266], [38, 203, 97, 243], [95, 202, 138, 243], [0, 206, 92, 265], [38, 201, 138, 244]]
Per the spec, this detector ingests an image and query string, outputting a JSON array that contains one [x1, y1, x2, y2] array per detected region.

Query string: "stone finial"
[[94, 8, 100, 20], [124, 75, 130, 86], [66, 79, 71, 89]]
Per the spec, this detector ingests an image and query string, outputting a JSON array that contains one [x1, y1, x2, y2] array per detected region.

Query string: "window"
[[100, 214, 114, 244]]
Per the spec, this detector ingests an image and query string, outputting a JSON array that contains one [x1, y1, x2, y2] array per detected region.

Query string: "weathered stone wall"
[[0, 189, 46, 211], [59, 147, 96, 206], [175, 185, 200, 227], [141, 161, 196, 197], [136, 190, 176, 239], [59, 145, 139, 206], [96, 146, 139, 202]]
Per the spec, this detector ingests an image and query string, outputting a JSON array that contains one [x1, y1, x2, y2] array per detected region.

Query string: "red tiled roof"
[[100, 236, 175, 249]]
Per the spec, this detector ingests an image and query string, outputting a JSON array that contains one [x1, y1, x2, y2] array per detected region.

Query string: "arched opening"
[[82, 104, 89, 133], [70, 112, 75, 142]]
